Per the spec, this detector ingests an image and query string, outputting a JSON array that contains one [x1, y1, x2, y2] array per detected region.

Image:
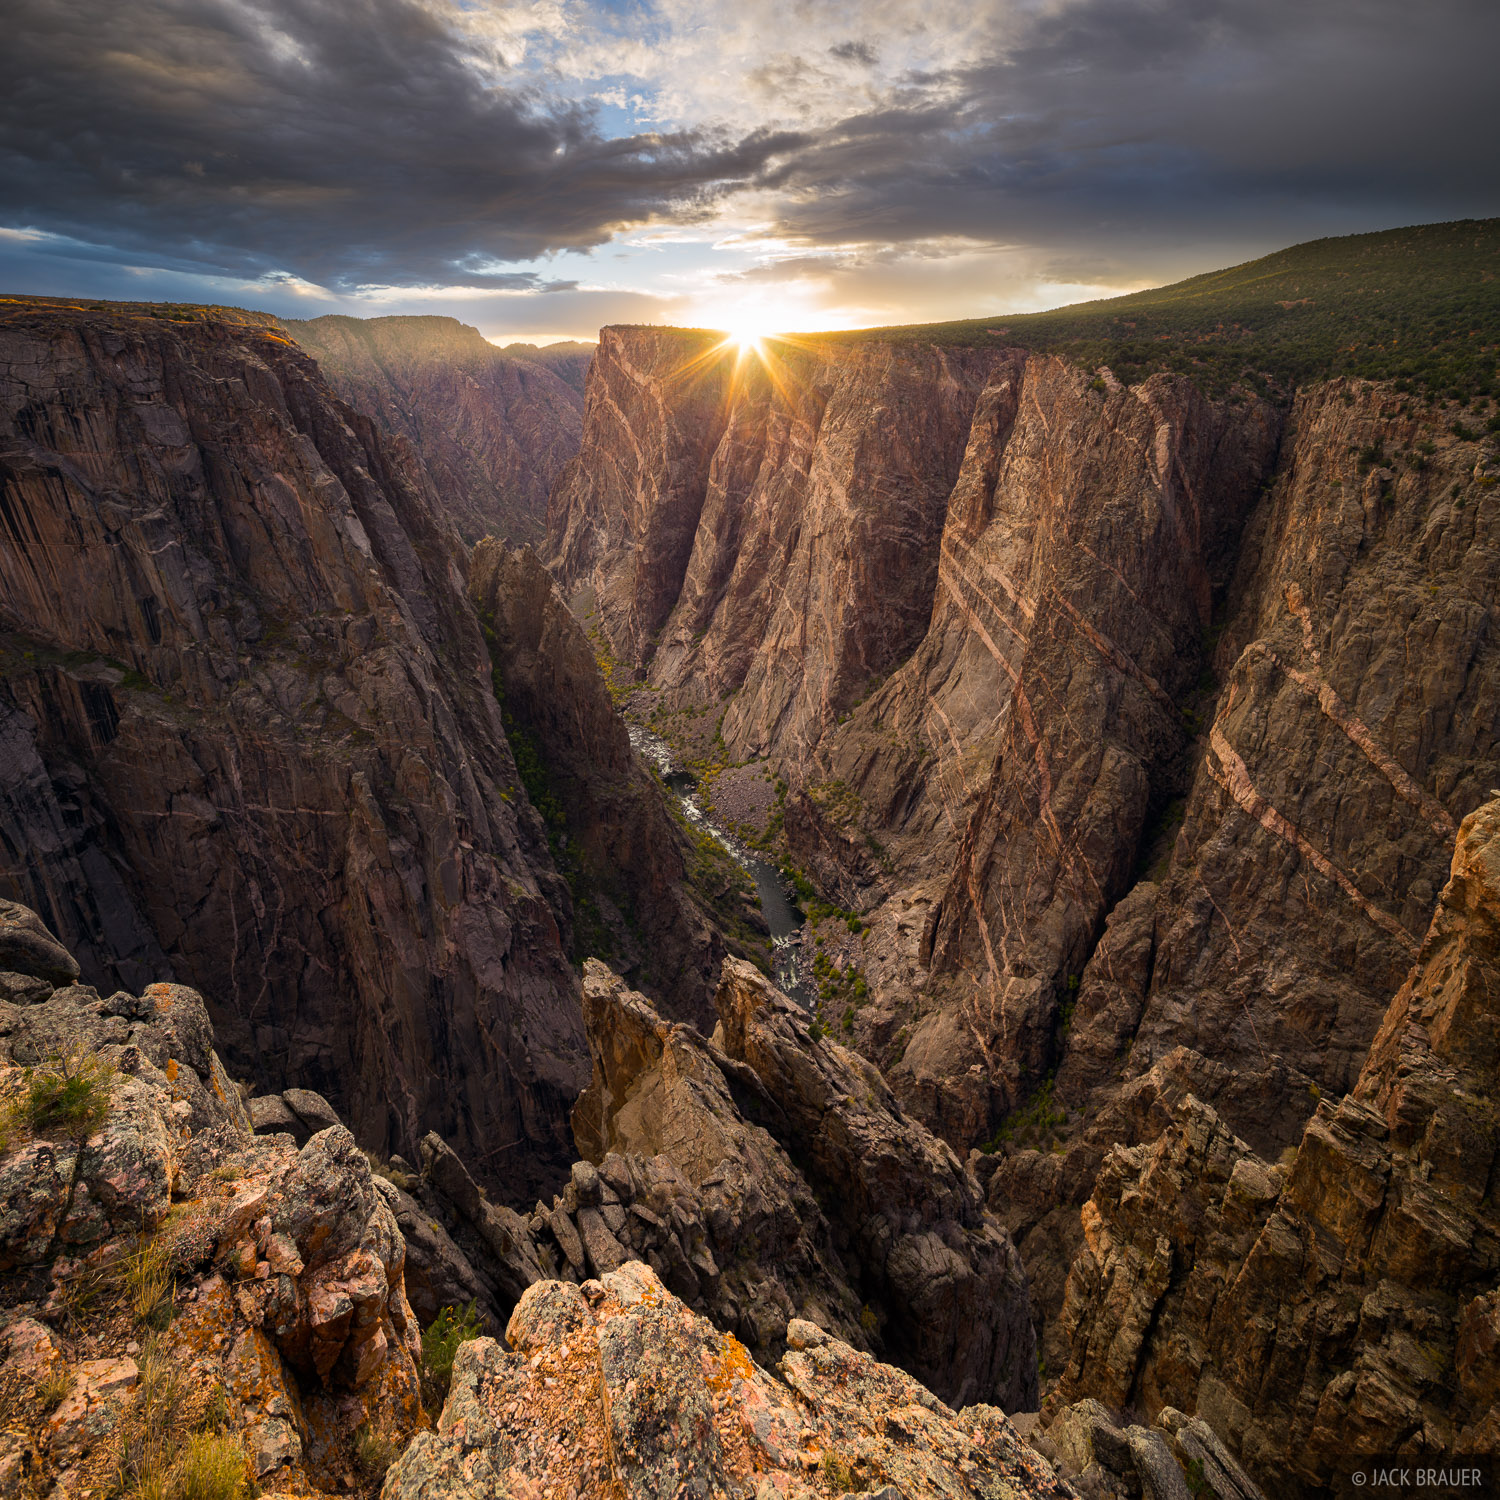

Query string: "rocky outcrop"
[[1049, 796, 1500, 1493], [384, 1261, 1069, 1500], [284, 315, 584, 547], [247, 1088, 341, 1146], [469, 540, 731, 1027], [712, 957, 1038, 1412], [402, 952, 1036, 1409], [567, 958, 873, 1364], [575, 958, 1038, 1407], [0, 298, 586, 1198], [0, 903, 423, 1495], [1033, 1397, 1263, 1500]]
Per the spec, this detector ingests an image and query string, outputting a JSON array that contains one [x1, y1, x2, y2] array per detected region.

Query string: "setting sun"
[[718, 320, 775, 356]]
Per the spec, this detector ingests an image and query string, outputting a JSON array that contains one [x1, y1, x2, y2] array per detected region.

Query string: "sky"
[[2, 0, 1497, 345]]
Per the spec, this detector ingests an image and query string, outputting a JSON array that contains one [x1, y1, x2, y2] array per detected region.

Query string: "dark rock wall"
[[0, 302, 587, 1200], [469, 540, 728, 1028]]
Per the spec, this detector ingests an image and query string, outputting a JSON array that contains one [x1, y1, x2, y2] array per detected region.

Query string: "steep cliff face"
[[468, 540, 732, 1028], [838, 359, 1281, 1142], [548, 329, 1009, 764], [549, 328, 1500, 1177], [1050, 795, 1500, 1493], [0, 299, 586, 1199], [1101, 382, 1500, 1151], [548, 327, 740, 661], [500, 339, 595, 396], [283, 315, 584, 547]]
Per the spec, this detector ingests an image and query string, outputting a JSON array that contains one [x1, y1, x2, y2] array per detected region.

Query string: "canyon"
[[1, 221, 1498, 1498], [548, 303, 1500, 1373], [0, 298, 590, 1201]]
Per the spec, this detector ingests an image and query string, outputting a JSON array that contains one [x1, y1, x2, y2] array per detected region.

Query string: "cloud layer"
[[1, 0, 802, 287], [2, 0, 1496, 332]]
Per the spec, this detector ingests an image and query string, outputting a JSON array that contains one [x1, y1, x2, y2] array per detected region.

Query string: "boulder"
[[0, 901, 79, 986]]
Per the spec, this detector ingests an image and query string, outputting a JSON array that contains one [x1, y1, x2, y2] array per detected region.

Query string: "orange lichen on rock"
[[384, 1262, 1070, 1500]]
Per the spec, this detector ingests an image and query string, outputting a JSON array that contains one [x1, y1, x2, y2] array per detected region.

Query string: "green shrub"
[[422, 1302, 482, 1397], [981, 1078, 1069, 1153], [820, 1451, 863, 1490]]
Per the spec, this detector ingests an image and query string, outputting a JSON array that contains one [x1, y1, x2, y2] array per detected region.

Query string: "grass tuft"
[[353, 1425, 400, 1482], [420, 1302, 482, 1401], [38, 1363, 73, 1412], [23, 1049, 116, 1139], [361, 1150, 414, 1192], [168, 1432, 249, 1500], [114, 1342, 249, 1500], [119, 1231, 176, 1328]]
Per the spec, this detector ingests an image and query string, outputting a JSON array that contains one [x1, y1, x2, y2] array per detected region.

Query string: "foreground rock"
[[1051, 796, 1500, 1493], [0, 904, 423, 1495], [384, 1261, 1068, 1500]]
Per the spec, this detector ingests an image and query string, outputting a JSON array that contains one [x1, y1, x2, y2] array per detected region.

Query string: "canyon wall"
[[546, 327, 1500, 1236], [284, 314, 584, 547], [468, 539, 735, 1029], [1051, 794, 1500, 1494], [549, 328, 1009, 764], [0, 300, 587, 1199]]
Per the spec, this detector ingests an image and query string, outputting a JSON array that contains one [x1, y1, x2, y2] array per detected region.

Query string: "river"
[[628, 724, 812, 1007]]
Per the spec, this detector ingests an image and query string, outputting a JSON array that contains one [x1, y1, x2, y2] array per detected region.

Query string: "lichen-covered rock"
[[382, 1261, 1071, 1500], [0, 904, 423, 1497]]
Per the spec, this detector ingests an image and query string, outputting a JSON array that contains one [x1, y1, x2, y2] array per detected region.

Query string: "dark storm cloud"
[[2, 0, 1494, 302], [0, 0, 804, 288], [761, 0, 1500, 259]]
